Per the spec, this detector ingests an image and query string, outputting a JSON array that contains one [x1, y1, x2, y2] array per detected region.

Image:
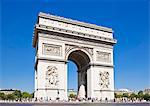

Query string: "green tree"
[[0, 93, 6, 100], [129, 93, 137, 99], [13, 90, 22, 99], [6, 94, 15, 100], [22, 92, 32, 98], [123, 93, 129, 98], [114, 93, 122, 98], [143, 94, 150, 101], [69, 94, 76, 98], [137, 91, 144, 99], [138, 91, 143, 95]]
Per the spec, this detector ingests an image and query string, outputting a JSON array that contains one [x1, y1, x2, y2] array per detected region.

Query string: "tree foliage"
[[123, 93, 129, 98], [137, 91, 144, 99], [69, 93, 76, 98], [0, 90, 33, 100], [129, 93, 137, 99], [0, 90, 150, 101], [0, 93, 6, 100], [22, 92, 32, 98], [13, 90, 22, 99], [6, 94, 16, 100], [115, 91, 150, 101], [143, 93, 150, 101], [115, 93, 122, 98]]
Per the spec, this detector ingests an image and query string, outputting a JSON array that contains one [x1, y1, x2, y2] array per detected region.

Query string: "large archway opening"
[[67, 50, 90, 99], [67, 60, 78, 98]]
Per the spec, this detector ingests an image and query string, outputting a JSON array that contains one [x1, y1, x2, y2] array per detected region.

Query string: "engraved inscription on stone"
[[45, 66, 59, 87], [99, 71, 110, 89], [96, 51, 111, 62], [43, 43, 62, 56]]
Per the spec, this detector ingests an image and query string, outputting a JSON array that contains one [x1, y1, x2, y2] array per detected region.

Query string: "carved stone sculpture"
[[65, 44, 93, 57], [45, 66, 59, 87], [96, 51, 111, 62], [99, 71, 110, 89], [43, 43, 62, 56]]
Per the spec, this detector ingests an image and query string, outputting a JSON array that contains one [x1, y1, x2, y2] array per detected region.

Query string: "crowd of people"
[[0, 97, 148, 103]]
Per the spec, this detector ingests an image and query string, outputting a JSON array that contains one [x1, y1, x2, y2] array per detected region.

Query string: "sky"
[[0, 0, 149, 93]]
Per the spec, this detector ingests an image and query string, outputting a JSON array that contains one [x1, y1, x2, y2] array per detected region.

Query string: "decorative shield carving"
[[99, 71, 110, 89], [45, 66, 59, 87]]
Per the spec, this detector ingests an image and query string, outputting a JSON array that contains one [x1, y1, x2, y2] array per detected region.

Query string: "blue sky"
[[0, 0, 149, 93]]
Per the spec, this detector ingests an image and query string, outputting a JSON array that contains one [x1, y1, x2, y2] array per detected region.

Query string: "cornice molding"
[[38, 12, 113, 33], [38, 33, 114, 49], [90, 63, 114, 68], [33, 24, 117, 47]]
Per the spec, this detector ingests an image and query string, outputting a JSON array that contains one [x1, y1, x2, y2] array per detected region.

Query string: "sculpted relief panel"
[[65, 44, 93, 57], [45, 66, 59, 87], [96, 51, 111, 63], [43, 43, 62, 56], [99, 71, 110, 89]]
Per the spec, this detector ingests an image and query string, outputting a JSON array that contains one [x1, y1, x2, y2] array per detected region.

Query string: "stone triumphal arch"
[[32, 12, 117, 100]]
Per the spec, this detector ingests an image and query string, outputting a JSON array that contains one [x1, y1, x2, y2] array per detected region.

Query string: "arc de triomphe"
[[32, 12, 117, 100]]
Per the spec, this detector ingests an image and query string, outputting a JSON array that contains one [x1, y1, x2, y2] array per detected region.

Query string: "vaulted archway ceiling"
[[68, 50, 90, 71]]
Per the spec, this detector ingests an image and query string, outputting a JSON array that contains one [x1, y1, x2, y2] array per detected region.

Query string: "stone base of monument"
[[77, 85, 86, 99]]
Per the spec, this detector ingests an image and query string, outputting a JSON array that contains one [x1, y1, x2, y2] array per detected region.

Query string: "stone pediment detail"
[[65, 44, 93, 57]]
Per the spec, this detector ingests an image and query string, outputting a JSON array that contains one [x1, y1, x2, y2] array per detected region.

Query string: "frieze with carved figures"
[[96, 51, 111, 62], [42, 43, 62, 56]]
